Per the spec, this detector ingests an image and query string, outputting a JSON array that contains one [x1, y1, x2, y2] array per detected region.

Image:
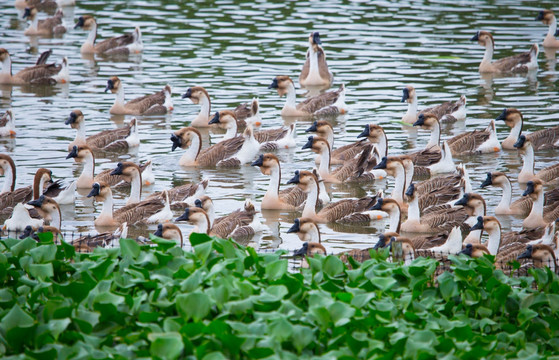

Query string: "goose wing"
[[420, 97, 465, 122], [510, 196, 533, 216], [254, 128, 288, 143], [198, 136, 245, 167], [233, 102, 253, 122], [320, 196, 376, 223], [0, 186, 32, 210], [536, 163, 559, 183], [526, 125, 559, 150], [415, 173, 461, 196], [332, 139, 369, 162], [39, 15, 63, 32], [493, 51, 533, 73], [299, 51, 310, 83], [114, 199, 164, 225], [278, 186, 307, 208], [421, 207, 468, 232], [447, 129, 491, 155], [86, 124, 131, 150], [501, 227, 545, 247], [316, 48, 332, 83], [418, 188, 461, 212], [0, 111, 9, 127], [95, 34, 134, 54], [296, 85, 342, 114], [212, 209, 255, 239], [331, 144, 373, 182], [404, 145, 441, 166], [126, 88, 166, 113], [15, 63, 61, 84]]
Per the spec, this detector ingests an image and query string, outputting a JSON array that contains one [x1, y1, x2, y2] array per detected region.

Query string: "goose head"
[[374, 233, 394, 249], [480, 171, 508, 188], [470, 30, 494, 48], [294, 241, 326, 257], [209, 110, 237, 129], [518, 244, 557, 267], [181, 86, 210, 105], [459, 243, 490, 258], [405, 183, 416, 200], [110, 162, 141, 182], [171, 127, 200, 152], [373, 156, 402, 177], [65, 110, 84, 128], [389, 237, 415, 259], [455, 193, 486, 216], [175, 207, 209, 230], [105, 76, 122, 94], [536, 10, 555, 25], [287, 218, 320, 242], [522, 179, 543, 200], [358, 123, 385, 142], [470, 215, 500, 234], [74, 15, 96, 30], [66, 145, 93, 163], [495, 108, 522, 129], [287, 170, 317, 193], [251, 153, 279, 176], [194, 195, 213, 212], [27, 195, 59, 219], [302, 135, 329, 155], [401, 85, 416, 103], [306, 120, 333, 138], [23, 6, 38, 20], [309, 32, 322, 51], [87, 182, 111, 202], [0, 48, 10, 63], [154, 223, 183, 247], [412, 113, 438, 129], [370, 197, 400, 213], [268, 76, 294, 97]]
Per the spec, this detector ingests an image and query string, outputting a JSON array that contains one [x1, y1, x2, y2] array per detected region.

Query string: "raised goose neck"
[[482, 40, 494, 64], [407, 195, 420, 222], [318, 144, 331, 180], [427, 120, 441, 148], [284, 83, 297, 110], [128, 170, 143, 205], [86, 22, 98, 46], [405, 95, 418, 122], [33, 171, 49, 200], [302, 179, 319, 219], [486, 223, 501, 256], [388, 206, 401, 233], [392, 163, 406, 204], [495, 177, 513, 213], [0, 159, 15, 193], [265, 164, 282, 201], [524, 187, 544, 227], [180, 132, 202, 164], [78, 151, 95, 186], [521, 144, 535, 176], [113, 84, 126, 107]]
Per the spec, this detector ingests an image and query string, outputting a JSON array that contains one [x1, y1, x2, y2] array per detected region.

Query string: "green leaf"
[[28, 263, 54, 279], [189, 232, 212, 246], [1, 304, 35, 331], [176, 292, 211, 321], [265, 259, 287, 281], [29, 244, 57, 263], [10, 237, 36, 256], [120, 238, 141, 258], [323, 256, 344, 277], [148, 332, 184, 360], [518, 308, 538, 326], [370, 276, 397, 291], [269, 316, 293, 341], [292, 325, 315, 353]]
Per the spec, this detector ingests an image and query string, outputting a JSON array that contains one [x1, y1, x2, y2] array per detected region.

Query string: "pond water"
[[0, 0, 558, 254]]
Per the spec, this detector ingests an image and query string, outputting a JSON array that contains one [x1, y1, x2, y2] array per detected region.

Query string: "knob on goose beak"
[[170, 133, 182, 152], [268, 78, 278, 89], [104, 79, 114, 93], [27, 195, 45, 208], [23, 8, 31, 19], [286, 170, 300, 185], [480, 172, 493, 188], [302, 136, 314, 150], [65, 111, 77, 125], [517, 245, 533, 260], [536, 11, 545, 21], [454, 194, 469, 206], [294, 242, 308, 257], [405, 183, 415, 197], [373, 157, 387, 170], [370, 198, 383, 211], [110, 162, 124, 176], [522, 181, 535, 197], [251, 154, 264, 167], [413, 114, 425, 127], [194, 199, 203, 209], [401, 87, 409, 103], [154, 224, 164, 237], [66, 145, 78, 159], [495, 108, 507, 121], [306, 121, 318, 133], [373, 234, 387, 250], [287, 219, 301, 234], [208, 112, 220, 125], [459, 243, 473, 257], [74, 16, 85, 29], [469, 216, 484, 231], [357, 124, 369, 138], [513, 135, 526, 149], [87, 183, 101, 198], [470, 31, 480, 41], [182, 88, 192, 99], [176, 208, 190, 222]]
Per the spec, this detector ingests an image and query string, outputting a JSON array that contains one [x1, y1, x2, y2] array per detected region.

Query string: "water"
[[0, 0, 558, 254]]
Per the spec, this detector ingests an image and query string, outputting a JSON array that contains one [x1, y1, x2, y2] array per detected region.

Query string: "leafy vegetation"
[[0, 233, 558, 359]]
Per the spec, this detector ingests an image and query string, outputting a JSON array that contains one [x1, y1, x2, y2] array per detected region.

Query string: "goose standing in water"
[[23, 7, 66, 36], [105, 76, 172, 115], [66, 110, 139, 151], [269, 76, 346, 117], [537, 10, 559, 48], [0, 48, 69, 85], [181, 86, 260, 128], [470, 31, 538, 73], [74, 16, 143, 55], [299, 32, 333, 88], [517, 244, 557, 271], [401, 85, 466, 124]]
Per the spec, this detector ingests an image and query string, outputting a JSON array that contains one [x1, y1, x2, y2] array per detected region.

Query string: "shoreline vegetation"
[[0, 233, 557, 359]]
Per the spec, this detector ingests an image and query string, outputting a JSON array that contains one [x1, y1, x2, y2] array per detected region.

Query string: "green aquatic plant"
[[0, 232, 557, 359]]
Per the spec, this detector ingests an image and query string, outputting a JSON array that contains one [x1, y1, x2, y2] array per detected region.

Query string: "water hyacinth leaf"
[[148, 332, 184, 360], [370, 276, 397, 291], [10, 237, 36, 257], [269, 316, 293, 342], [120, 238, 141, 259], [323, 256, 344, 277], [28, 263, 54, 279], [189, 232, 212, 247], [176, 292, 211, 322], [518, 308, 539, 326], [37, 231, 54, 243], [265, 259, 287, 281], [29, 244, 57, 263]]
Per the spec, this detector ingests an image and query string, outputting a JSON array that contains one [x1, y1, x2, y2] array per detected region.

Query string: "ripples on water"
[[0, 0, 558, 253]]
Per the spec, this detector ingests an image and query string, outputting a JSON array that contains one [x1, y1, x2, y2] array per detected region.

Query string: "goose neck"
[[388, 207, 401, 233], [127, 171, 142, 205], [265, 165, 281, 200], [521, 145, 535, 176], [427, 121, 441, 148], [302, 180, 319, 218], [392, 164, 406, 204], [486, 225, 501, 256], [407, 195, 420, 221], [86, 23, 97, 45], [0, 162, 15, 194], [548, 17, 557, 38], [284, 83, 297, 109], [482, 42, 494, 63]]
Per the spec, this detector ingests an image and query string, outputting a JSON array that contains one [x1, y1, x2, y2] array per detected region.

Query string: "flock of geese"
[[1, 2, 559, 271]]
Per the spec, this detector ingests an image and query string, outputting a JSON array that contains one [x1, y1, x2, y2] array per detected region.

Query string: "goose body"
[[401, 85, 466, 124], [15, 0, 58, 12], [181, 86, 259, 128], [414, 113, 500, 156], [522, 180, 559, 229], [307, 121, 369, 165], [470, 31, 538, 73], [0, 110, 16, 137], [75, 16, 143, 55], [299, 32, 333, 88], [514, 135, 559, 184], [517, 244, 557, 271], [0, 48, 69, 85], [3, 203, 43, 233], [480, 172, 532, 216], [153, 223, 184, 247], [66, 110, 139, 151], [537, 10, 559, 48], [105, 76, 172, 115], [497, 108, 559, 150], [251, 154, 307, 210], [23, 7, 66, 36], [269, 76, 346, 117], [0, 163, 54, 212]]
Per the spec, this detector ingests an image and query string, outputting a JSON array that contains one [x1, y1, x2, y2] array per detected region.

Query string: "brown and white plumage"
[[470, 31, 538, 73], [306, 120, 369, 165], [146, 179, 209, 204], [0, 48, 68, 85], [537, 10, 559, 48], [299, 32, 333, 88], [75, 15, 142, 55], [105, 76, 172, 115], [497, 108, 559, 150], [23, 7, 66, 36], [517, 244, 557, 271], [401, 85, 466, 124], [269, 76, 346, 117], [514, 135, 559, 184], [0, 166, 54, 215], [153, 223, 183, 247]]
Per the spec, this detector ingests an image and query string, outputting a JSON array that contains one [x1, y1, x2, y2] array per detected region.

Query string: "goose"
[[372, 157, 408, 207], [208, 110, 295, 149], [66, 145, 151, 189], [170, 127, 245, 167], [287, 218, 322, 243], [0, 109, 16, 137], [537, 10, 559, 48], [517, 244, 557, 271], [401, 85, 466, 124], [470, 31, 538, 73], [153, 223, 184, 247], [286, 170, 379, 223], [105, 76, 172, 115], [0, 48, 69, 85], [299, 32, 333, 88], [459, 243, 490, 258], [146, 190, 173, 224], [181, 86, 260, 128], [3, 203, 43, 233], [384, 227, 463, 260], [23, 7, 66, 36], [454, 193, 487, 245], [514, 135, 559, 184], [87, 182, 164, 227], [522, 180, 559, 229], [302, 135, 379, 183], [0, 164, 54, 211], [294, 242, 327, 268], [307, 120, 369, 165], [497, 108, 559, 150], [414, 113, 500, 155], [268, 76, 346, 117], [66, 110, 139, 151], [398, 142, 456, 180], [480, 171, 532, 215], [15, 0, 58, 12], [357, 124, 388, 159], [74, 16, 143, 55], [250, 154, 307, 210], [27, 195, 61, 230], [401, 183, 468, 234], [19, 225, 63, 242], [176, 200, 262, 240]]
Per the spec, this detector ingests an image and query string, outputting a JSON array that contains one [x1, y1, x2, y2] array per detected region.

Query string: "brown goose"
[[522, 180, 559, 229], [514, 135, 559, 184], [66, 110, 139, 151], [75, 16, 142, 55], [307, 121, 369, 165], [105, 76, 172, 115], [15, 0, 60, 12], [23, 7, 66, 36], [0, 109, 16, 137], [470, 31, 538, 73], [517, 244, 557, 271], [401, 85, 466, 124], [299, 32, 333, 88], [269, 76, 346, 117], [0, 163, 56, 213], [153, 223, 184, 247], [537, 10, 559, 48], [0, 48, 69, 85], [497, 108, 559, 150]]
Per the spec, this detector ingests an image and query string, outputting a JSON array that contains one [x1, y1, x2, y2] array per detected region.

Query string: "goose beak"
[[495, 108, 507, 121], [312, 32, 322, 45], [182, 88, 192, 99], [104, 80, 114, 93], [480, 172, 492, 188], [286, 171, 300, 185], [373, 157, 387, 170], [27, 196, 45, 208], [454, 194, 469, 206], [302, 136, 314, 150], [470, 32, 480, 41], [154, 224, 164, 237], [517, 246, 533, 260], [23, 8, 31, 19], [401, 88, 409, 102], [176, 208, 190, 222], [469, 216, 484, 231], [208, 112, 220, 125], [74, 16, 84, 29], [459, 245, 472, 256], [87, 183, 100, 198], [412, 114, 425, 127], [373, 235, 386, 250], [268, 78, 278, 89], [522, 181, 535, 197], [110, 163, 124, 176], [66, 145, 78, 159], [194, 199, 203, 208], [370, 198, 383, 211], [251, 154, 264, 167], [170, 133, 182, 152], [357, 124, 369, 138], [294, 242, 308, 257], [405, 184, 414, 197], [513, 135, 526, 149], [306, 121, 318, 133], [536, 11, 545, 21], [287, 219, 300, 234]]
